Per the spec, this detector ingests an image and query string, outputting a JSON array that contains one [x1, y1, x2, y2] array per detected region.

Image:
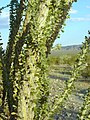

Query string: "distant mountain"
[[61, 45, 82, 51], [51, 45, 82, 56]]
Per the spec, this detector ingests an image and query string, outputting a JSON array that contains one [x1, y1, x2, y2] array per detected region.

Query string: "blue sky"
[[0, 0, 90, 48]]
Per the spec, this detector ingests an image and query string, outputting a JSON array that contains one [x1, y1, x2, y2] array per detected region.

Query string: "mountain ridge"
[[61, 44, 82, 51]]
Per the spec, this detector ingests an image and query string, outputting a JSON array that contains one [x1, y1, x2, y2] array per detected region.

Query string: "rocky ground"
[[49, 64, 90, 120]]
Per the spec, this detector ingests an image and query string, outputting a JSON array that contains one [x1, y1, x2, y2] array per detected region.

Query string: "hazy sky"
[[0, 0, 90, 48]]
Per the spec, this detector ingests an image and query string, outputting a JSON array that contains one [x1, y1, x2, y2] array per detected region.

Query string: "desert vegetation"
[[0, 0, 90, 120]]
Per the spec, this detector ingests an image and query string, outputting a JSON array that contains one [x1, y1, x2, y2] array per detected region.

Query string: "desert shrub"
[[48, 55, 78, 66], [48, 56, 61, 65], [0, 1, 90, 120]]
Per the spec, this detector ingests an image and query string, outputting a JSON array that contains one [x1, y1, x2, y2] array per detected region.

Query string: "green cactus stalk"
[[79, 88, 90, 120], [47, 31, 90, 118], [1, 0, 90, 120], [5, 1, 76, 119]]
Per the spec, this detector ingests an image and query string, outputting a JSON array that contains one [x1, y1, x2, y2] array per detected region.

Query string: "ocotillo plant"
[[0, 0, 90, 120]]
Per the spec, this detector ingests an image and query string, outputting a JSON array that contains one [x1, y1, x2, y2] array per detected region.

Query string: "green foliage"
[[48, 56, 61, 65], [52, 44, 61, 51], [47, 33, 90, 118], [81, 55, 90, 78], [79, 88, 90, 120], [0, 0, 90, 120], [48, 55, 78, 66]]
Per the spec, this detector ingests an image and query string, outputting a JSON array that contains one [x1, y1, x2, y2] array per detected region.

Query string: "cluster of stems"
[[0, 0, 89, 120]]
